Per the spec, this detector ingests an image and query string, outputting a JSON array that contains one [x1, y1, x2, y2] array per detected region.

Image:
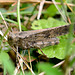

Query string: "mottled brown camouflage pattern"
[[8, 24, 74, 49]]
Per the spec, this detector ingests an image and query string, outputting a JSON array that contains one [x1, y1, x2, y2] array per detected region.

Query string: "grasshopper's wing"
[[8, 31, 59, 49]]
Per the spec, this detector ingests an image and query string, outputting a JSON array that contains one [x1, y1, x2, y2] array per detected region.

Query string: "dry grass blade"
[[0, 12, 8, 29], [17, 46, 24, 74], [60, 0, 71, 24], [37, 0, 45, 19], [18, 58, 24, 74], [65, 1, 75, 14], [28, 49, 32, 69], [0, 30, 7, 40], [0, 0, 75, 7], [52, 0, 67, 23], [11, 47, 35, 75], [14, 63, 20, 75], [14, 59, 23, 75], [53, 60, 65, 68]]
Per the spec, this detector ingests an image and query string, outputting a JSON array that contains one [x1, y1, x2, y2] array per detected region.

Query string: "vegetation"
[[0, 0, 75, 75]]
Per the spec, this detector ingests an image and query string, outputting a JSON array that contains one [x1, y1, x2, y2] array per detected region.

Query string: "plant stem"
[[17, 0, 21, 32]]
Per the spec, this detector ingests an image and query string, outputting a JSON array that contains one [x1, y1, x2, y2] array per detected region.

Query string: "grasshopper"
[[8, 24, 75, 50]]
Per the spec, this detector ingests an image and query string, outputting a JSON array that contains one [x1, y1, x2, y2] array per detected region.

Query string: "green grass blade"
[[17, 0, 21, 31]]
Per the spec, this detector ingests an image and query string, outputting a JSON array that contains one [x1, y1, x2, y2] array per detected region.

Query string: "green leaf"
[[46, 0, 61, 17], [38, 63, 63, 75], [0, 51, 15, 75], [31, 17, 67, 30], [47, 5, 58, 17], [38, 35, 75, 59], [38, 32, 75, 59], [31, 17, 75, 59], [38, 35, 67, 59]]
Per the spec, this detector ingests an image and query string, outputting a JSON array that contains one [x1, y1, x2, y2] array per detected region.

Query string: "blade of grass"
[[52, 0, 67, 23], [11, 47, 35, 75], [37, 0, 45, 19], [4, 18, 18, 25], [0, 17, 27, 31], [66, 23, 74, 55], [17, 0, 21, 32], [2, 11, 47, 16], [0, 12, 8, 29], [60, 0, 71, 24]]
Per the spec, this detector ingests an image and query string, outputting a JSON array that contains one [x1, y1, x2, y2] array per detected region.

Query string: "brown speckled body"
[[8, 24, 74, 49]]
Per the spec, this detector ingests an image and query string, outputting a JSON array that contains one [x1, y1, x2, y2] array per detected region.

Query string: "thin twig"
[[14, 62, 20, 75], [1, 1, 75, 7], [60, 0, 71, 24], [18, 58, 24, 74], [14, 58, 25, 75], [0, 12, 8, 29], [28, 49, 32, 69], [65, 1, 75, 14], [17, 46, 24, 74], [52, 0, 67, 23], [0, 30, 7, 40], [11, 47, 35, 75], [39, 48, 46, 56], [53, 60, 65, 68], [24, 1, 75, 7], [14, 46, 20, 75], [37, 0, 45, 19]]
